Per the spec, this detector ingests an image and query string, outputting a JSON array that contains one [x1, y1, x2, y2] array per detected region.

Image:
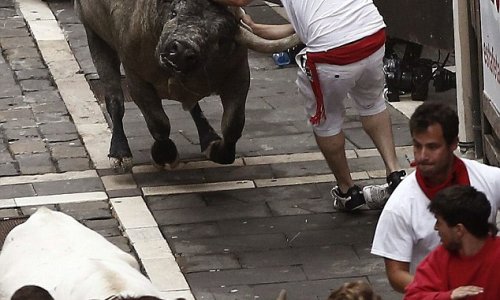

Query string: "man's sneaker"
[[363, 184, 390, 209], [387, 170, 406, 192], [363, 170, 407, 209], [331, 185, 366, 211]]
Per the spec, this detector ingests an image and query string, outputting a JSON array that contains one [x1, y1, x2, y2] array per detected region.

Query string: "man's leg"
[[314, 131, 352, 193], [360, 108, 401, 174]]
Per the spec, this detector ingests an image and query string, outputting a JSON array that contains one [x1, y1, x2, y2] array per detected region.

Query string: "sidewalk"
[[0, 1, 428, 299]]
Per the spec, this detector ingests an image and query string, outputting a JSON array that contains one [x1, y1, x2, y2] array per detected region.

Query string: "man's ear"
[[450, 136, 459, 151], [455, 223, 466, 237]]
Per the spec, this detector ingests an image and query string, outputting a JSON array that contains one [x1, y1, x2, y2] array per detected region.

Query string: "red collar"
[[416, 156, 470, 200]]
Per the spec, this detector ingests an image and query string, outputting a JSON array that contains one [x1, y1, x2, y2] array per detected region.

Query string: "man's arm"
[[385, 258, 413, 293], [212, 0, 254, 6], [241, 14, 295, 40]]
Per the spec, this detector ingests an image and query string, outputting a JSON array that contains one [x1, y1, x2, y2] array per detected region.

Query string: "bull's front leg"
[[126, 72, 179, 169], [84, 28, 132, 172], [205, 64, 249, 164]]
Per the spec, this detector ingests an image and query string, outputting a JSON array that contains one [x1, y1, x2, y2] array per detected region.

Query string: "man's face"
[[434, 215, 461, 252], [412, 123, 458, 182]]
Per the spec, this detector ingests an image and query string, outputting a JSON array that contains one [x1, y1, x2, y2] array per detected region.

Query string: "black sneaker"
[[387, 170, 406, 193], [331, 185, 366, 211]]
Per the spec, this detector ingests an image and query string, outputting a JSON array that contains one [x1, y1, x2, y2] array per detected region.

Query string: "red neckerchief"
[[416, 156, 471, 200], [305, 29, 386, 125]]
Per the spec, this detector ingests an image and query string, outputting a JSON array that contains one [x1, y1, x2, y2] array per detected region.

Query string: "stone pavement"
[[0, 1, 430, 299]]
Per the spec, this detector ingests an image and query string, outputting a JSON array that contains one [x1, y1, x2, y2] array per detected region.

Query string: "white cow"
[[0, 207, 176, 300]]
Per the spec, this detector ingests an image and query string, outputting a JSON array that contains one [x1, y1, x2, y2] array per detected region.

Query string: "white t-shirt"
[[371, 158, 500, 273], [281, 0, 386, 52]]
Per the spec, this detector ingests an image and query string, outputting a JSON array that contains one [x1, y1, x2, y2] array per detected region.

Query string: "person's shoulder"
[[462, 158, 500, 171]]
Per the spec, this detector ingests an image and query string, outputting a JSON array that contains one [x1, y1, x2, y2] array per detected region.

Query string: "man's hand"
[[451, 286, 484, 299]]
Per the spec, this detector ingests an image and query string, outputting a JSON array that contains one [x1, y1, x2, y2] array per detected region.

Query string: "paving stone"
[[20, 205, 58, 216], [161, 223, 221, 240], [251, 278, 358, 300], [5, 47, 39, 60], [33, 177, 104, 196], [202, 165, 274, 182], [82, 218, 119, 230], [303, 257, 386, 280], [153, 203, 271, 226], [202, 184, 322, 206], [4, 127, 40, 140], [147, 194, 206, 211], [15, 152, 56, 174], [0, 208, 19, 218], [0, 107, 34, 123], [56, 157, 92, 172], [0, 183, 35, 199], [9, 57, 46, 70], [177, 253, 241, 273], [39, 121, 78, 135], [170, 233, 288, 255], [50, 143, 87, 159], [238, 245, 358, 269], [286, 225, 376, 248], [133, 169, 206, 186], [0, 162, 18, 176], [267, 197, 334, 216], [9, 138, 46, 154], [106, 235, 132, 253], [19, 79, 55, 92], [0, 83, 22, 98], [185, 266, 306, 288], [15, 68, 50, 81], [106, 188, 142, 198], [0, 6, 17, 17], [0, 96, 24, 110], [0, 36, 35, 49], [44, 133, 80, 142], [59, 201, 111, 221], [270, 160, 331, 178], [24, 90, 62, 103], [31, 101, 69, 114], [0, 27, 29, 38], [34, 112, 70, 123]]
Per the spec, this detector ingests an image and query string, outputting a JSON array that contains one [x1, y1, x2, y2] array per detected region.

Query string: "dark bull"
[[75, 0, 298, 172]]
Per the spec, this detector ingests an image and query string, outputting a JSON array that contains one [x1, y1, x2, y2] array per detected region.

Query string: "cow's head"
[[155, 0, 298, 75], [156, 0, 240, 74]]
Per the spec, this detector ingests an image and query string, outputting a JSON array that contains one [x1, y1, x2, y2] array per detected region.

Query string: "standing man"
[[371, 102, 500, 293], [405, 185, 500, 299], [214, 0, 406, 211]]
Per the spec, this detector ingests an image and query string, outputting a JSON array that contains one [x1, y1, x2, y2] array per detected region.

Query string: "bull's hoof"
[[109, 156, 133, 173], [204, 140, 236, 164], [151, 139, 179, 169]]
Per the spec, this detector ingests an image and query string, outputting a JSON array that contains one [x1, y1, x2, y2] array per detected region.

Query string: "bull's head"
[[156, 0, 241, 74], [155, 0, 298, 74]]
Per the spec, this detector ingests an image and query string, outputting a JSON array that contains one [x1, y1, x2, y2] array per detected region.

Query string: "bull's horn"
[[276, 289, 287, 300], [236, 25, 300, 53]]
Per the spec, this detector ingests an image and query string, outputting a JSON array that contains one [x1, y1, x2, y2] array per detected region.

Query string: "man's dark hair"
[[409, 101, 459, 145], [11, 285, 54, 300], [429, 185, 497, 238]]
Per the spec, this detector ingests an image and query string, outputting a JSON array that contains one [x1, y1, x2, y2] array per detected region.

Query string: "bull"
[[0, 207, 180, 300], [75, 0, 298, 172]]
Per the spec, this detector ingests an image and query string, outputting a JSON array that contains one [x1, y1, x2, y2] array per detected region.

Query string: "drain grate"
[[0, 217, 29, 250]]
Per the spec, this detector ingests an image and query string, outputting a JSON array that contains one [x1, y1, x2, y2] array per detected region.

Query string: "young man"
[[371, 102, 500, 293], [213, 0, 405, 211], [405, 185, 500, 299]]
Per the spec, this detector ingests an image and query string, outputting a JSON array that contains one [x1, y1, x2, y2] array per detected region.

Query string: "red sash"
[[305, 29, 386, 125], [416, 156, 471, 200]]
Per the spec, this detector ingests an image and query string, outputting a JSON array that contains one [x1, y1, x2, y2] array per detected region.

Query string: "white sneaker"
[[362, 184, 390, 209]]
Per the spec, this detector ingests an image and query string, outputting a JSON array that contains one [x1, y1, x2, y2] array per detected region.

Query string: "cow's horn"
[[236, 25, 300, 54]]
